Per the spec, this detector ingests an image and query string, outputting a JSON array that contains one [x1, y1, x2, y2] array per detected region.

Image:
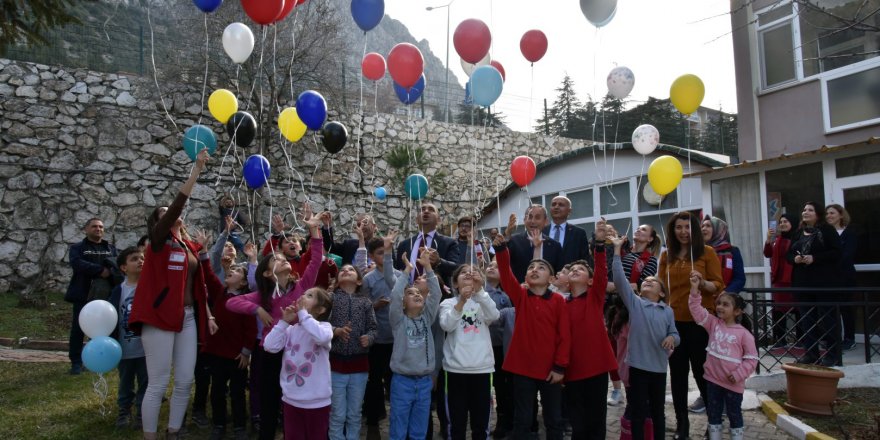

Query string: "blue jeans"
[[706, 381, 743, 428], [390, 373, 432, 440], [330, 371, 369, 440], [117, 357, 148, 413]]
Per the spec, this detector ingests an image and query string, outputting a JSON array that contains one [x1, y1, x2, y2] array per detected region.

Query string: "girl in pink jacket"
[[687, 273, 758, 440]]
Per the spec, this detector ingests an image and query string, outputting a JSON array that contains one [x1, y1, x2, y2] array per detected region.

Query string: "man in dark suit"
[[394, 202, 460, 285], [506, 204, 563, 283], [321, 212, 378, 266], [543, 195, 592, 267]]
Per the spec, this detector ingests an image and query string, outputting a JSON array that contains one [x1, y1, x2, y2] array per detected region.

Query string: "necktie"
[[553, 225, 561, 244]]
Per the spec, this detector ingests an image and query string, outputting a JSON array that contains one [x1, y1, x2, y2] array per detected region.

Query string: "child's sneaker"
[[688, 396, 706, 413], [607, 388, 623, 406]]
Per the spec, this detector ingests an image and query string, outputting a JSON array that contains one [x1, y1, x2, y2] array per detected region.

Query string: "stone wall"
[[0, 58, 584, 294]]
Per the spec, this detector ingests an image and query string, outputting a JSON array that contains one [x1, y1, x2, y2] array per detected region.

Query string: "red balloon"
[[241, 0, 285, 25], [453, 19, 491, 64], [520, 30, 548, 63], [362, 52, 386, 81], [510, 156, 537, 187], [387, 43, 424, 89], [490, 60, 506, 82], [275, 0, 305, 22]]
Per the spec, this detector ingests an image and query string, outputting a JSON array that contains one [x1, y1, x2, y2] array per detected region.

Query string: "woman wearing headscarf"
[[701, 216, 746, 295], [786, 202, 842, 366], [763, 213, 800, 348]]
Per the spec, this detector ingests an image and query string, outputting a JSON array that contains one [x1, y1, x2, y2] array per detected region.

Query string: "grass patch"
[[0, 292, 71, 340], [0, 361, 223, 439], [768, 388, 880, 439]]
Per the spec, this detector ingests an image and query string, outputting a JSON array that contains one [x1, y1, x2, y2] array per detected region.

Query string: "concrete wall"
[[0, 58, 592, 294]]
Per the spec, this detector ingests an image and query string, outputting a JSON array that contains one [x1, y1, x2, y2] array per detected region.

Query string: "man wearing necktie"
[[506, 205, 564, 283], [543, 196, 592, 267], [394, 203, 460, 287]]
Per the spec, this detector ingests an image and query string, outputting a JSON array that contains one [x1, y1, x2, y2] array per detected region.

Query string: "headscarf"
[[704, 215, 731, 250], [779, 213, 799, 240]]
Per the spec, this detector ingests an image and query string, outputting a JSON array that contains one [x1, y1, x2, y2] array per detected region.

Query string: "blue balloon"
[[351, 0, 385, 32], [470, 65, 503, 107], [182, 125, 217, 161], [192, 0, 222, 12], [374, 186, 387, 200], [295, 90, 327, 131], [393, 74, 426, 105], [243, 154, 271, 189], [404, 174, 429, 200], [82, 336, 122, 374]]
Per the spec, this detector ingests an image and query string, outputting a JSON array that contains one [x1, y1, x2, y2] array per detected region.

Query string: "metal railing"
[[741, 287, 880, 373]]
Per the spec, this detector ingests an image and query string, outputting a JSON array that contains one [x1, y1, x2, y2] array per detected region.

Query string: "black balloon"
[[321, 121, 348, 154], [226, 111, 256, 148]]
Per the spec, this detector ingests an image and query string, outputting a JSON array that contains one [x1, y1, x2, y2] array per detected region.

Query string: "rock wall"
[[0, 58, 584, 294]]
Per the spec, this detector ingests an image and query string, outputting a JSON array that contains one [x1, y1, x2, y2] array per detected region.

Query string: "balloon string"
[[289, 5, 301, 101], [685, 118, 693, 205], [93, 373, 109, 417], [197, 13, 209, 127], [145, 4, 177, 131], [627, 155, 648, 235]]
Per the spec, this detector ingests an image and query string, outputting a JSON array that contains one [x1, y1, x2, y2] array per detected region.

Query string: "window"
[[760, 22, 797, 88], [765, 163, 824, 220], [824, 64, 880, 130], [567, 188, 594, 220], [599, 182, 630, 215], [836, 152, 880, 178], [711, 174, 763, 266]]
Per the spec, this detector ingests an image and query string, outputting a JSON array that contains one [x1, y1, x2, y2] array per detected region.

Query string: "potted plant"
[[781, 362, 845, 416]]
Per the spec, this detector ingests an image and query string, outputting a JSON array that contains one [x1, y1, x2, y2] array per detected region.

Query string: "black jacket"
[[787, 223, 841, 288], [506, 232, 563, 283], [543, 222, 592, 267], [394, 231, 460, 285], [321, 227, 360, 266], [64, 238, 120, 304]]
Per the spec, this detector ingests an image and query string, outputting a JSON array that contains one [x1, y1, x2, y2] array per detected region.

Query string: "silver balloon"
[[460, 52, 491, 77], [580, 0, 617, 28], [222, 22, 255, 64]]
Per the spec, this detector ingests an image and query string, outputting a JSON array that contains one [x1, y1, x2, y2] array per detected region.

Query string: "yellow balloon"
[[278, 107, 307, 142], [208, 89, 238, 124], [647, 155, 683, 196], [669, 74, 705, 115]]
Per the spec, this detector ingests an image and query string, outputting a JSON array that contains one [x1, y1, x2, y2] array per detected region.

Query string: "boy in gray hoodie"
[[388, 241, 442, 440]]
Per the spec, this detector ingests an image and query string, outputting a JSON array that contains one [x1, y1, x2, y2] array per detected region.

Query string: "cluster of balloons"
[[510, 156, 537, 187], [387, 43, 425, 105], [78, 300, 122, 374], [240, 0, 306, 26], [453, 19, 504, 107]]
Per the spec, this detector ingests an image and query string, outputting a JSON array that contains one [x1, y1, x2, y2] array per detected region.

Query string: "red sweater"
[[565, 246, 618, 382], [261, 237, 338, 289], [496, 247, 571, 380], [201, 257, 257, 360]]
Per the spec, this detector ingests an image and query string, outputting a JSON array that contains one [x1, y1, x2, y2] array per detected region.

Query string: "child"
[[551, 265, 571, 299], [438, 263, 500, 440], [564, 219, 618, 440], [388, 247, 442, 440], [200, 253, 257, 440], [360, 235, 401, 436], [109, 247, 148, 430], [218, 193, 249, 253], [328, 264, 377, 440], [493, 228, 571, 440], [611, 235, 679, 440], [263, 288, 334, 440], [227, 205, 324, 440], [688, 277, 758, 440], [211, 215, 240, 281], [484, 261, 513, 439]]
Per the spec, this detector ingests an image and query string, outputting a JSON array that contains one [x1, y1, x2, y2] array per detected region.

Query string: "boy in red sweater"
[[493, 219, 571, 440], [200, 252, 257, 440]]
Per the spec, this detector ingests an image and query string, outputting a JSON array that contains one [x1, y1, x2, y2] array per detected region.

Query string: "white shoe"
[[607, 388, 623, 406], [688, 396, 706, 413]]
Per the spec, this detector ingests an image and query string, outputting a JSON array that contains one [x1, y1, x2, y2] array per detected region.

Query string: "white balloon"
[[632, 124, 660, 155], [607, 66, 635, 99], [223, 22, 255, 64], [78, 299, 118, 338], [643, 182, 663, 206], [460, 52, 491, 77]]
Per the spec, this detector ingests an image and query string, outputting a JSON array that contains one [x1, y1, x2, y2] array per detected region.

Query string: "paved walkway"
[[0, 346, 792, 439]]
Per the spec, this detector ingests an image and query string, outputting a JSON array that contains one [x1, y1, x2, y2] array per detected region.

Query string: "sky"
[[381, 0, 739, 132]]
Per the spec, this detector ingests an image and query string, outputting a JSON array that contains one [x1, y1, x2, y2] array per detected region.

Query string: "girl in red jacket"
[[129, 150, 215, 440], [564, 220, 617, 440]]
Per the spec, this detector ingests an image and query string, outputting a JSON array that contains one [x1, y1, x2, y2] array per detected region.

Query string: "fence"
[[742, 287, 880, 373]]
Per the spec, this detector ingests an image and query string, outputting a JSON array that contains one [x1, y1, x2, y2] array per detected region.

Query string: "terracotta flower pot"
[[781, 362, 845, 416]]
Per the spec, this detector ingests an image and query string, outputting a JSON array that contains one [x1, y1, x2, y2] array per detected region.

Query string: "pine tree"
[[540, 74, 589, 139]]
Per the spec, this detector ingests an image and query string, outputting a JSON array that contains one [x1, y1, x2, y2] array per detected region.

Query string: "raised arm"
[[588, 245, 608, 307], [150, 150, 209, 250], [296, 308, 333, 348], [474, 289, 500, 323], [611, 236, 638, 311], [493, 236, 524, 306], [262, 320, 290, 354], [389, 263, 411, 328], [688, 272, 714, 329]]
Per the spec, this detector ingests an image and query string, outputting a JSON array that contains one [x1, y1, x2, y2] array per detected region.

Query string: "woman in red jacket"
[[763, 213, 799, 349], [129, 150, 213, 440]]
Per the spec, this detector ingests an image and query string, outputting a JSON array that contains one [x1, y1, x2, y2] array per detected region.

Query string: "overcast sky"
[[380, 0, 738, 132]]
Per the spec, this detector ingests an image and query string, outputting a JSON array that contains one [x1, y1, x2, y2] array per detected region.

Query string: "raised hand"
[[594, 217, 608, 243], [244, 242, 257, 263], [302, 201, 313, 222], [505, 213, 517, 239], [528, 228, 543, 248], [194, 148, 210, 172], [282, 304, 298, 323], [224, 215, 235, 233], [383, 230, 399, 252], [417, 247, 432, 271], [320, 211, 332, 227], [401, 251, 414, 273], [271, 214, 286, 234], [193, 229, 210, 248]]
